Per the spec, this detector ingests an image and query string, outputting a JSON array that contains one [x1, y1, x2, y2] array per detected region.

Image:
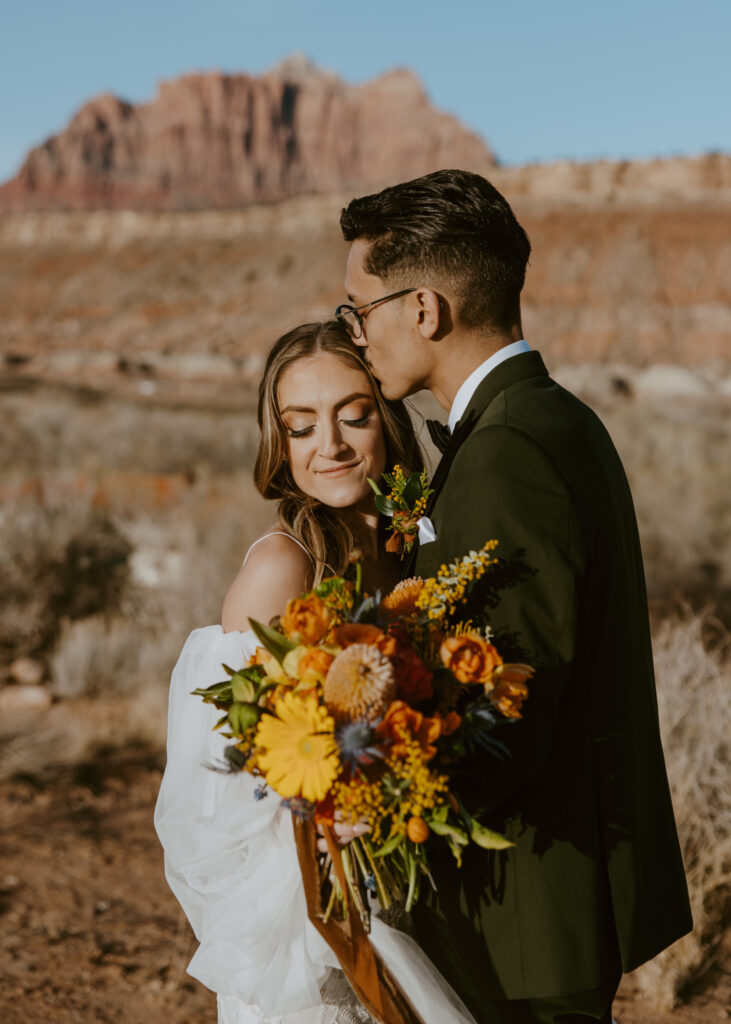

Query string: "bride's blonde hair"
[[255, 320, 423, 583]]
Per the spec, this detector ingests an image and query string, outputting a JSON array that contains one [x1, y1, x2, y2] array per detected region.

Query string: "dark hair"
[[340, 168, 531, 331], [255, 320, 423, 582]]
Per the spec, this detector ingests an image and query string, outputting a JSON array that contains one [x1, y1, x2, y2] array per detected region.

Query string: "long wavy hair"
[[255, 320, 423, 583]]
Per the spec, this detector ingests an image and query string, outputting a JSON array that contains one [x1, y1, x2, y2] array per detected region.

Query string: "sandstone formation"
[[0, 55, 494, 211]]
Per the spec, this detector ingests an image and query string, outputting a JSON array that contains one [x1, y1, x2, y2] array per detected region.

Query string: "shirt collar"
[[447, 339, 532, 432]]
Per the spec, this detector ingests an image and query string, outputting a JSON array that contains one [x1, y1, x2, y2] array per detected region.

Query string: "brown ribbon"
[[293, 818, 424, 1024]]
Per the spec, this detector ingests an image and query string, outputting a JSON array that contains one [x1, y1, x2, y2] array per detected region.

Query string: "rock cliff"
[[0, 56, 494, 211]]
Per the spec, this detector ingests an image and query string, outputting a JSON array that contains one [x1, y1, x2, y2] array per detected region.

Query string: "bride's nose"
[[318, 420, 351, 459]]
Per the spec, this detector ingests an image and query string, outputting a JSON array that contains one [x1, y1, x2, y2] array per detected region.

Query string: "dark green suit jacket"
[[408, 351, 692, 1015]]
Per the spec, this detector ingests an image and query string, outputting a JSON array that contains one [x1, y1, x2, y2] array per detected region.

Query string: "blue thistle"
[[337, 720, 384, 773]]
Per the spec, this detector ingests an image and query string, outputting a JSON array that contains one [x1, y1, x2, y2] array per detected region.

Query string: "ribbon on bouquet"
[[293, 818, 424, 1024]]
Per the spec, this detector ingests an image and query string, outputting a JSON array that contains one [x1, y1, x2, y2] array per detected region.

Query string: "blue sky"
[[1, 0, 729, 183]]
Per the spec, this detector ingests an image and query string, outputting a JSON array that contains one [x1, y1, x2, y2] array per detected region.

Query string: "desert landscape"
[[0, 60, 729, 1024]]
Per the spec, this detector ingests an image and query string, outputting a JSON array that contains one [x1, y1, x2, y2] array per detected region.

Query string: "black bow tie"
[[425, 418, 451, 453]]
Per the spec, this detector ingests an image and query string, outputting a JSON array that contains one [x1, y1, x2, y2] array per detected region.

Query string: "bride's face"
[[277, 351, 388, 510]]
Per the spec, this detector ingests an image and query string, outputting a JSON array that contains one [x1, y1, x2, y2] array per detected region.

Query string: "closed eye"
[[342, 414, 372, 428], [287, 425, 315, 438]]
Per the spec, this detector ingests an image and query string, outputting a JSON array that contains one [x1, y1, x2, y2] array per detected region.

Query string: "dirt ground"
[[0, 746, 728, 1024]]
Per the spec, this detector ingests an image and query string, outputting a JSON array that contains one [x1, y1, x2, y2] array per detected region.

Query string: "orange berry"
[[406, 816, 430, 844]]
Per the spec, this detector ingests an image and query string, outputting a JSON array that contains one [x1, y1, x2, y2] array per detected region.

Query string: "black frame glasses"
[[335, 288, 416, 339]]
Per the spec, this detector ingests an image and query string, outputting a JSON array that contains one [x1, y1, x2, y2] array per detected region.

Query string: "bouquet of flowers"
[[193, 541, 533, 917], [192, 534, 533, 1022]]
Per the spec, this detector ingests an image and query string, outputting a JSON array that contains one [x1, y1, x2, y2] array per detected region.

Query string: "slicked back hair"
[[340, 169, 531, 331]]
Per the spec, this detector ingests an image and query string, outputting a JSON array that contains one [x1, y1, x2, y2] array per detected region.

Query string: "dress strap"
[[242, 531, 315, 567]]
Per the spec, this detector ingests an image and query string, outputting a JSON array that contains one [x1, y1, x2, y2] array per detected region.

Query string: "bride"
[[154, 321, 478, 1024]]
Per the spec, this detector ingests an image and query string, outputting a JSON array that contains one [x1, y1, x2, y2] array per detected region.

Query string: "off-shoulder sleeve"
[[153, 626, 338, 1016]]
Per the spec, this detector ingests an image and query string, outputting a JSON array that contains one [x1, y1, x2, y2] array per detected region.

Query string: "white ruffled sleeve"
[[153, 625, 338, 1016]]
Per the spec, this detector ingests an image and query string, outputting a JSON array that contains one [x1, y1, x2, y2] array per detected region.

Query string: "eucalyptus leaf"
[[249, 617, 297, 664]]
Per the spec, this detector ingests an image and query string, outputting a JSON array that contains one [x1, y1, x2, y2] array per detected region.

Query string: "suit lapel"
[[401, 350, 550, 579]]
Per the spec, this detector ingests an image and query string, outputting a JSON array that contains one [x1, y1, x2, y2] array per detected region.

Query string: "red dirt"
[[0, 746, 727, 1024]]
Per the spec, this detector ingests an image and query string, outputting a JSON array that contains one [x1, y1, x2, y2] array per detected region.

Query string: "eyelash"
[[287, 413, 372, 439]]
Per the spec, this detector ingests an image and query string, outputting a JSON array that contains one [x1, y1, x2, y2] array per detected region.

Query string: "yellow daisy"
[[256, 693, 339, 803]]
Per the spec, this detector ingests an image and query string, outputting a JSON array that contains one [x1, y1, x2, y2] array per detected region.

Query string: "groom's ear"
[[414, 288, 447, 340]]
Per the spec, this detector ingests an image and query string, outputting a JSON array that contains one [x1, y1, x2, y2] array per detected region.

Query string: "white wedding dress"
[[154, 623, 479, 1024]]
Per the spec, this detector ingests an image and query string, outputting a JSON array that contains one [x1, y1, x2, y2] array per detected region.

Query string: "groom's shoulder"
[[480, 369, 611, 443]]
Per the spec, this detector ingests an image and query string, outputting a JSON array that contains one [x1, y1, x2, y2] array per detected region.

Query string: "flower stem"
[[360, 837, 392, 910], [341, 845, 370, 932]]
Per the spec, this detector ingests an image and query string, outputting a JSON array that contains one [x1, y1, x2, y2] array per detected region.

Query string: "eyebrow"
[[280, 392, 373, 415]]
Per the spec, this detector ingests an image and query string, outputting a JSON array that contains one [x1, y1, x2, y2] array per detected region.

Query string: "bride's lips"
[[316, 460, 362, 478]]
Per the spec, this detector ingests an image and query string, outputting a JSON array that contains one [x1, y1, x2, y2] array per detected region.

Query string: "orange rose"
[[298, 647, 335, 684], [491, 677, 530, 719], [440, 633, 503, 687], [376, 700, 442, 760], [281, 595, 331, 644], [332, 623, 384, 648]]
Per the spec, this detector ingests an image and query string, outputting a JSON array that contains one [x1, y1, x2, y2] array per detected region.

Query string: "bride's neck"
[[338, 502, 379, 559]]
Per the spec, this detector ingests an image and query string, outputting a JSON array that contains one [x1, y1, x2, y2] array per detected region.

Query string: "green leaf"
[[213, 713, 230, 731], [221, 664, 237, 677], [190, 679, 233, 698], [373, 832, 405, 858], [402, 472, 423, 506], [447, 837, 464, 868], [249, 618, 297, 664], [228, 703, 261, 735], [367, 477, 384, 497], [231, 672, 257, 703], [375, 495, 398, 515], [429, 819, 469, 845], [469, 818, 514, 850]]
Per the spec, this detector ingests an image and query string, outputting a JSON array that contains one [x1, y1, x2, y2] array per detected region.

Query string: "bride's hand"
[[316, 813, 370, 853]]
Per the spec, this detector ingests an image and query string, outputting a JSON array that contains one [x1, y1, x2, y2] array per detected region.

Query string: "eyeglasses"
[[335, 288, 416, 339]]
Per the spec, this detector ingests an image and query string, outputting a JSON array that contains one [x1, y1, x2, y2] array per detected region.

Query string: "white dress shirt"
[[447, 339, 532, 433]]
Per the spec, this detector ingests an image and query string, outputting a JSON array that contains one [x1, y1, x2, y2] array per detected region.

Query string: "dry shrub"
[[633, 607, 731, 1006], [0, 492, 131, 662]]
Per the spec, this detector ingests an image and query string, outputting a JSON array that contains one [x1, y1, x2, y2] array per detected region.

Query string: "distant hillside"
[[0, 56, 494, 212]]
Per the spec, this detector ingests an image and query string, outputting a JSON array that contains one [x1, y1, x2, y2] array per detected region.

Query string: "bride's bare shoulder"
[[221, 529, 313, 633]]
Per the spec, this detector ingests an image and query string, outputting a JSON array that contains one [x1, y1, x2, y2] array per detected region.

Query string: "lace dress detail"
[[217, 970, 375, 1024]]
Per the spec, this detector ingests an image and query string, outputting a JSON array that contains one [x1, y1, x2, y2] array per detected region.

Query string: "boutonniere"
[[368, 465, 434, 559]]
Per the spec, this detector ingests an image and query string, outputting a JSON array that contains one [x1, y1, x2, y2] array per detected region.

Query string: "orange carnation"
[[281, 595, 331, 644], [376, 700, 442, 761], [333, 623, 385, 648], [440, 633, 503, 688], [298, 647, 335, 684]]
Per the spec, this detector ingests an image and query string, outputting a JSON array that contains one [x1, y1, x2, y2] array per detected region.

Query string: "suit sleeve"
[[428, 422, 588, 814]]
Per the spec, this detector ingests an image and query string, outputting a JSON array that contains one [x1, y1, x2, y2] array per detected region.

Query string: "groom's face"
[[343, 240, 426, 400]]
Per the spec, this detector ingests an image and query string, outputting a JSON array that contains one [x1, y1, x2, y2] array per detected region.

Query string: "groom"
[[335, 170, 692, 1024]]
